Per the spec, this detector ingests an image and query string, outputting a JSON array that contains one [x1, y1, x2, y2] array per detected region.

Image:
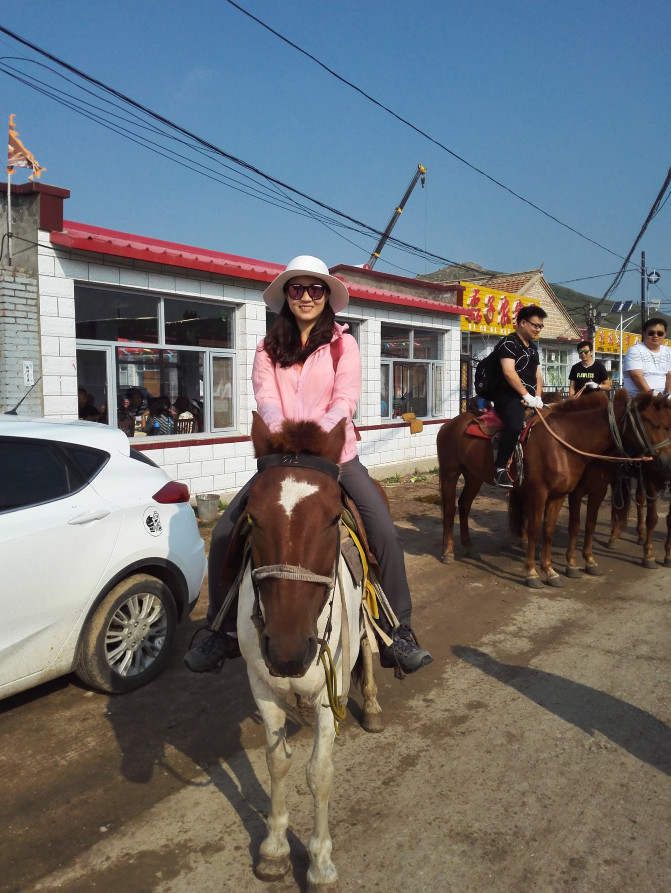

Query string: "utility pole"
[[586, 303, 597, 343], [640, 250, 647, 330]]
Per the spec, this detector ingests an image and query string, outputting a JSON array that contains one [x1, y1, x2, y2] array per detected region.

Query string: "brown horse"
[[436, 412, 497, 562], [509, 390, 671, 587], [234, 412, 382, 889], [568, 462, 671, 572]]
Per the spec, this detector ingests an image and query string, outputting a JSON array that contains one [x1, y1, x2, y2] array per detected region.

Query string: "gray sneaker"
[[184, 628, 239, 673], [380, 624, 433, 674]]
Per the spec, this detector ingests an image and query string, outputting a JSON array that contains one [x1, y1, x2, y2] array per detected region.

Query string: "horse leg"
[[523, 489, 546, 589], [642, 480, 659, 569], [664, 502, 671, 567], [541, 495, 565, 588], [458, 473, 483, 560], [636, 479, 646, 545], [253, 687, 292, 881], [440, 469, 459, 563], [583, 479, 607, 575], [566, 488, 583, 578], [306, 702, 338, 890], [360, 633, 383, 733]]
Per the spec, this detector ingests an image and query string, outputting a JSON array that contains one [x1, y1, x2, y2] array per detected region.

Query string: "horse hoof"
[[361, 712, 384, 734], [526, 577, 544, 589], [584, 564, 602, 577], [441, 553, 454, 564], [664, 558, 671, 568], [565, 566, 582, 578], [642, 558, 657, 570], [604, 539, 615, 550], [546, 574, 566, 588], [255, 856, 290, 881], [307, 882, 340, 893]]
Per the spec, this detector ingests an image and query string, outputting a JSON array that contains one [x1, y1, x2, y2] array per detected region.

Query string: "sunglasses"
[[285, 283, 328, 301], [645, 329, 666, 337]]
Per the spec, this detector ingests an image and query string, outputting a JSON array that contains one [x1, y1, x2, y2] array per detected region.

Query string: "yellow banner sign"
[[460, 282, 535, 335], [594, 328, 641, 354]]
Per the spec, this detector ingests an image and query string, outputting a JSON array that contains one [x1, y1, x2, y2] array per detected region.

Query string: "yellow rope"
[[319, 641, 347, 732], [341, 521, 379, 619]]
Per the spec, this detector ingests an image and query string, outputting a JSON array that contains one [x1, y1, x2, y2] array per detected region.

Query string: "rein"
[[531, 396, 654, 463]]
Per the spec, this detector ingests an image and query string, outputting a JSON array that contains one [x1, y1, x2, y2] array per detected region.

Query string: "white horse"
[[236, 414, 382, 889]]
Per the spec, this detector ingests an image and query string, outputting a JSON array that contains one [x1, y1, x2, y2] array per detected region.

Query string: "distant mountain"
[[550, 283, 670, 332]]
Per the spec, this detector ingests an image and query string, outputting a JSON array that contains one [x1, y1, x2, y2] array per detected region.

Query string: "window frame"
[[75, 285, 237, 439], [380, 324, 445, 419]]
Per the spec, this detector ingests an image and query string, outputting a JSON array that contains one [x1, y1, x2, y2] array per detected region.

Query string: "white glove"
[[585, 381, 600, 390], [522, 393, 543, 409]]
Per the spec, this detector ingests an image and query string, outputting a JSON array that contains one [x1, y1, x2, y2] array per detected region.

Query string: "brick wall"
[[0, 267, 44, 415]]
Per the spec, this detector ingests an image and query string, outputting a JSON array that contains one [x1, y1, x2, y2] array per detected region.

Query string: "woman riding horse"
[[185, 255, 431, 675]]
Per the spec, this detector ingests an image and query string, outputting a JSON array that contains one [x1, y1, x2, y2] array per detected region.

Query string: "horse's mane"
[[548, 389, 625, 416], [266, 420, 332, 456]]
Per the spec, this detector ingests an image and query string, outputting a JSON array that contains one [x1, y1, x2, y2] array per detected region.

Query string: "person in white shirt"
[[622, 318, 671, 396]]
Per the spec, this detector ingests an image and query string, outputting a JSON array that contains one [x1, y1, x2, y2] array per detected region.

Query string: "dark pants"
[[206, 456, 412, 628], [493, 391, 526, 469]]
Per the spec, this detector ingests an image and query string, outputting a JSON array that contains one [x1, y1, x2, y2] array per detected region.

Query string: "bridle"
[[247, 452, 349, 722]]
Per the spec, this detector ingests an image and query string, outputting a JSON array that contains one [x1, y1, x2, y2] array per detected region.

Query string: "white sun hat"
[[263, 255, 350, 314]]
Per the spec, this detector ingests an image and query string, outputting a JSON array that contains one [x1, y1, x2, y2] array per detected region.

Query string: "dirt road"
[[1, 474, 669, 892]]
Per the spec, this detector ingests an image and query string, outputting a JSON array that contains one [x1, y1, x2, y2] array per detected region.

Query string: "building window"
[[75, 286, 235, 438], [543, 347, 572, 393], [381, 324, 443, 418]]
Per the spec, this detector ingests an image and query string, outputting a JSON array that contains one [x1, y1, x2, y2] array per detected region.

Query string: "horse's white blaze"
[[278, 476, 319, 518]]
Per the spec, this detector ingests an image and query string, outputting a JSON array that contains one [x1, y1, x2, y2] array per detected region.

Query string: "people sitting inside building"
[[145, 397, 174, 435], [78, 387, 100, 421]]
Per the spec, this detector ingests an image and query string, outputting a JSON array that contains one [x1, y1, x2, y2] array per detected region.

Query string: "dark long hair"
[[264, 300, 336, 367]]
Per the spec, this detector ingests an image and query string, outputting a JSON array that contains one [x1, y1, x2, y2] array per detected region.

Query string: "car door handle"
[[68, 509, 111, 525]]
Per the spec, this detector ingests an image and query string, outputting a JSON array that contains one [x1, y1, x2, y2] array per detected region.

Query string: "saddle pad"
[[465, 409, 504, 439]]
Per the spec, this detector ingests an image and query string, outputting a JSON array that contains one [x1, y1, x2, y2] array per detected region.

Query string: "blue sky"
[[1, 0, 669, 306]]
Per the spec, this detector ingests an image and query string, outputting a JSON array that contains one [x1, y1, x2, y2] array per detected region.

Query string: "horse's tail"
[[508, 487, 525, 538]]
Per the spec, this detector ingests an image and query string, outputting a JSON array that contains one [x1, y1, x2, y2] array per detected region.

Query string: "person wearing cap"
[[185, 255, 432, 676]]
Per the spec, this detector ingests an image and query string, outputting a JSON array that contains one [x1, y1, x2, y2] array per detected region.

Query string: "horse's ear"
[[323, 418, 347, 464], [251, 411, 273, 457]]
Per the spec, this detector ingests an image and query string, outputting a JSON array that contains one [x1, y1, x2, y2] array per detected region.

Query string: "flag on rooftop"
[[7, 114, 46, 179]]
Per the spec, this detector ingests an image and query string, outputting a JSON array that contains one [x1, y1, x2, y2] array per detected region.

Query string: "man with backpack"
[[478, 304, 547, 488]]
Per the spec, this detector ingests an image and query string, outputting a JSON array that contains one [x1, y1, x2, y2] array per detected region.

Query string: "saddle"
[[464, 407, 539, 486], [464, 408, 504, 440]]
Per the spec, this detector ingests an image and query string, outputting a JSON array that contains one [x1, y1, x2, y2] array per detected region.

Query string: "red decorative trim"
[[50, 221, 474, 318]]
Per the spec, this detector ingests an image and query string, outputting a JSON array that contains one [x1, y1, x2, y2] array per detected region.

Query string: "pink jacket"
[[252, 322, 361, 464]]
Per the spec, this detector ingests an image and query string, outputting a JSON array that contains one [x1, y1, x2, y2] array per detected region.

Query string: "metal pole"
[[6, 169, 12, 266], [640, 250, 646, 330], [619, 312, 623, 387]]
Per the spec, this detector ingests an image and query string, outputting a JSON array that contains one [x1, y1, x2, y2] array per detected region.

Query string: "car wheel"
[[76, 574, 177, 694]]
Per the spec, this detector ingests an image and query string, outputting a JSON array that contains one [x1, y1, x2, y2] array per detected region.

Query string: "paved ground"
[[1, 473, 669, 892]]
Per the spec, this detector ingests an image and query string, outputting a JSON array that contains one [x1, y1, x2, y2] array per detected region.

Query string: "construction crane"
[[364, 163, 427, 270]]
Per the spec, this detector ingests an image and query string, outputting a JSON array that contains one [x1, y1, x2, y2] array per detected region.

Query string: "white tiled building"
[[1, 182, 466, 497]]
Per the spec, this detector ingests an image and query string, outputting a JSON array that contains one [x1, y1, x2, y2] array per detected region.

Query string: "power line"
[[596, 166, 671, 310], [222, 0, 626, 261], [0, 26, 493, 278]]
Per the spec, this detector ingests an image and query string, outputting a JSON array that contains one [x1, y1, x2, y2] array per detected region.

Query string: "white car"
[[0, 416, 206, 700]]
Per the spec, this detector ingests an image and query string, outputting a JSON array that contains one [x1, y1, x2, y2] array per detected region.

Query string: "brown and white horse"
[[236, 412, 382, 889]]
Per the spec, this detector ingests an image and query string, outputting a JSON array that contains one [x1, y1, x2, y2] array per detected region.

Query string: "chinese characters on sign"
[[594, 328, 641, 354], [460, 282, 534, 335]]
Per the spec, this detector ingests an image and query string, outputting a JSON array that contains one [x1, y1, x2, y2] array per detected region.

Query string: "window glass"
[[212, 356, 234, 429], [75, 287, 159, 343], [433, 364, 444, 416], [413, 330, 440, 360], [392, 363, 428, 417], [381, 325, 410, 358], [0, 440, 71, 511], [380, 363, 390, 417], [116, 348, 205, 435], [62, 445, 109, 487], [164, 299, 234, 348]]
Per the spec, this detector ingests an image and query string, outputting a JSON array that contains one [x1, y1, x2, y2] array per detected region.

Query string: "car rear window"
[[0, 439, 109, 512]]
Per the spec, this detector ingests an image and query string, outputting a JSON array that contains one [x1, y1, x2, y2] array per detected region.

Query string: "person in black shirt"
[[489, 304, 547, 488], [568, 341, 611, 396]]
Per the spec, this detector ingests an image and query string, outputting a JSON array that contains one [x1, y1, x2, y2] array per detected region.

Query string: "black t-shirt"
[[491, 333, 540, 396], [568, 359, 609, 391]]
